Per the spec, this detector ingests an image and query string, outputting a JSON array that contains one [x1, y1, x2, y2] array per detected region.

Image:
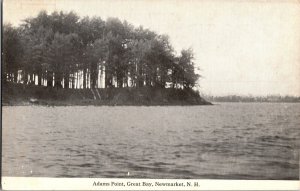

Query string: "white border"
[[2, 177, 299, 190]]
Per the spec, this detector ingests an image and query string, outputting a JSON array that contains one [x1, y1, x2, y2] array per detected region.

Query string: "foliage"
[[2, 11, 201, 90], [3, 24, 24, 82]]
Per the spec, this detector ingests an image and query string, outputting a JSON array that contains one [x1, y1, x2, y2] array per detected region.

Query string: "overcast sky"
[[3, 0, 300, 96]]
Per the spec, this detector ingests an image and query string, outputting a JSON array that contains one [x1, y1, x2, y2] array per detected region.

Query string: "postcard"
[[2, 0, 299, 190]]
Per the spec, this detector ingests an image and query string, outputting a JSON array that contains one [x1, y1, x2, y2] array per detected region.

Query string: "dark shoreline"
[[2, 100, 213, 107], [2, 82, 212, 106], [2, 102, 213, 107]]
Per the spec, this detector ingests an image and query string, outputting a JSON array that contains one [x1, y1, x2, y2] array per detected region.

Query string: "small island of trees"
[[2, 11, 209, 105]]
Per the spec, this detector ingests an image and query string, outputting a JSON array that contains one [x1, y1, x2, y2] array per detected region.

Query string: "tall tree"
[[178, 48, 200, 89], [78, 16, 105, 88], [47, 33, 79, 88], [3, 24, 24, 83]]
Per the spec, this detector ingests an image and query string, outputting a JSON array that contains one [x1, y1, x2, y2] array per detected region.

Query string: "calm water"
[[2, 103, 300, 179]]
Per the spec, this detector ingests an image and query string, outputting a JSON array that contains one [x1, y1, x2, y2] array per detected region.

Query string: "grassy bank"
[[2, 82, 212, 106]]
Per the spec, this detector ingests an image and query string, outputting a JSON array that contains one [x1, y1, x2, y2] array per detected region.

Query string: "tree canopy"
[[3, 11, 200, 90]]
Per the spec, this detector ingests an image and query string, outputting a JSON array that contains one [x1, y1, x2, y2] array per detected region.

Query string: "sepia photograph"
[[1, 0, 300, 190]]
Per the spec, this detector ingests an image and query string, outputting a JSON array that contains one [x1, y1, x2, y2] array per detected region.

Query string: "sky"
[[3, 0, 300, 96]]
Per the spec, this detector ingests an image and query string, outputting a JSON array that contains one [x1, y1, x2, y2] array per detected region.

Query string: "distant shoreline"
[[204, 96, 300, 103], [2, 82, 212, 106], [210, 101, 300, 104]]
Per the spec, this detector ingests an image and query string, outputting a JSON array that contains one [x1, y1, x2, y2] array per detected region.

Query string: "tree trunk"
[[64, 72, 69, 89], [54, 72, 63, 88], [105, 65, 112, 88], [41, 74, 44, 86], [37, 73, 42, 86], [116, 75, 122, 88], [37, 66, 42, 85], [137, 63, 143, 87], [75, 72, 79, 89], [90, 62, 98, 89], [145, 73, 151, 87], [124, 73, 129, 87], [23, 70, 28, 84], [13, 70, 18, 83], [83, 68, 86, 89], [117, 79, 122, 88], [30, 73, 35, 85], [71, 74, 75, 89], [47, 71, 53, 87]]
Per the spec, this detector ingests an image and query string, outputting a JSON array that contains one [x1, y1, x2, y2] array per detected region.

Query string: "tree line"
[[205, 95, 300, 103], [3, 11, 200, 90]]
